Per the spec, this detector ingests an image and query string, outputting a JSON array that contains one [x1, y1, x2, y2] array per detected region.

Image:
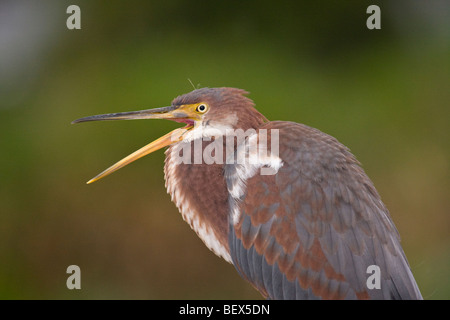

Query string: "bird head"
[[72, 87, 267, 183]]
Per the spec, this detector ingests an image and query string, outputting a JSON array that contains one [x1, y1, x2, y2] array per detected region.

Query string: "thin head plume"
[[187, 78, 201, 90]]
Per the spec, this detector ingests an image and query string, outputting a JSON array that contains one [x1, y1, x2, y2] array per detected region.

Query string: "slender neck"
[[163, 107, 268, 262], [164, 139, 232, 262]]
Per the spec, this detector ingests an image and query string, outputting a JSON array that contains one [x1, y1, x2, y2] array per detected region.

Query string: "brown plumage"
[[73, 87, 423, 299]]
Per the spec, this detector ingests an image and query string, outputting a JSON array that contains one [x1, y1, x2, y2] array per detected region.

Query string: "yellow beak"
[[72, 105, 195, 184]]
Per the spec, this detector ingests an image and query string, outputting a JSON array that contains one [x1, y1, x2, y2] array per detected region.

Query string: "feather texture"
[[227, 121, 422, 299]]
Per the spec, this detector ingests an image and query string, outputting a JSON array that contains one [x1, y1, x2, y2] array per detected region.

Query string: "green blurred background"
[[0, 0, 449, 299]]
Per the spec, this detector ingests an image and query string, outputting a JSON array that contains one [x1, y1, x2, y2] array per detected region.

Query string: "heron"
[[72, 87, 422, 299]]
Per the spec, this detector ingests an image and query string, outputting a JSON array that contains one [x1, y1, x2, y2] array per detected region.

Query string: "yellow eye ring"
[[196, 104, 208, 113]]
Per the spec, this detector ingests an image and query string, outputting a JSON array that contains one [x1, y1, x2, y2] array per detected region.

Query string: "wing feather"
[[227, 121, 422, 300]]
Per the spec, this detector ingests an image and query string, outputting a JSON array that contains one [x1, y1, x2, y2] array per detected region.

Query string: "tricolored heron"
[[73, 87, 422, 299]]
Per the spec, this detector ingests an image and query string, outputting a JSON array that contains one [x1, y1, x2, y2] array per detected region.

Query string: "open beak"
[[72, 105, 196, 184]]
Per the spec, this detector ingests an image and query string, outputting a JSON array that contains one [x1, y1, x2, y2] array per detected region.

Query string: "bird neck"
[[163, 107, 267, 262], [164, 139, 232, 262]]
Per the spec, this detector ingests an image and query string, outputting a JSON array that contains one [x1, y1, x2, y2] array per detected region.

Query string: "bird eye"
[[196, 104, 208, 113]]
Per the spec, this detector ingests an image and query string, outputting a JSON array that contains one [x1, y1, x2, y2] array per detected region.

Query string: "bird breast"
[[163, 129, 284, 264]]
